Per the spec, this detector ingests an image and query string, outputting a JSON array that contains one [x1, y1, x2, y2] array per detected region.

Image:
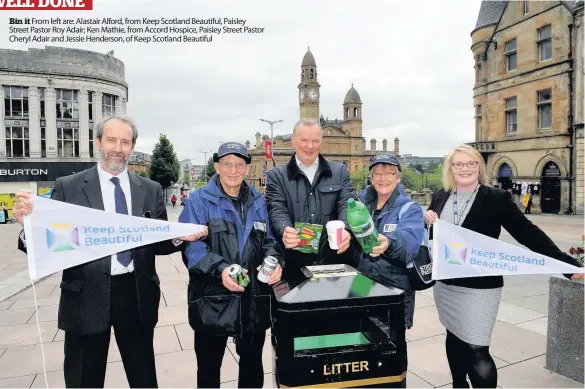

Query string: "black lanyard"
[[452, 184, 479, 226]]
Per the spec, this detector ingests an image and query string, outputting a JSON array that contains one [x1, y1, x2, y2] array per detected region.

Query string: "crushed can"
[[228, 264, 249, 288], [257, 256, 279, 283]]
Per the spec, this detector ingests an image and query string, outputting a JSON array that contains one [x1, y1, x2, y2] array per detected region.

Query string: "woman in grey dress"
[[424, 144, 583, 388]]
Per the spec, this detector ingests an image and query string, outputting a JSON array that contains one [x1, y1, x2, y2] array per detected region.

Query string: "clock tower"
[[298, 47, 320, 120]]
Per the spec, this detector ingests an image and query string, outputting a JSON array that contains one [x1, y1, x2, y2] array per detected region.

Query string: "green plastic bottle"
[[347, 198, 379, 255]]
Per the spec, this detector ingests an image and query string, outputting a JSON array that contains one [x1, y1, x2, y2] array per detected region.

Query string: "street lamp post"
[[199, 150, 212, 182], [259, 118, 283, 166]]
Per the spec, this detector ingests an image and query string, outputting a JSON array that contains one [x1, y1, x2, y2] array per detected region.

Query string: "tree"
[[398, 166, 421, 191], [183, 172, 192, 185], [201, 156, 216, 180], [149, 134, 180, 198], [349, 166, 369, 193], [426, 162, 444, 191], [399, 163, 444, 192], [137, 171, 148, 178], [427, 160, 440, 172]]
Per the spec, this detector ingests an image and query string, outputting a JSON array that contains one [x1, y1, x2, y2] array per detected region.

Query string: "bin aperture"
[[271, 265, 406, 388]]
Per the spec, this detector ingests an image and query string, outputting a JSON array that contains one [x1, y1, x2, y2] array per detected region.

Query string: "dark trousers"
[[194, 329, 266, 388], [63, 273, 158, 388]]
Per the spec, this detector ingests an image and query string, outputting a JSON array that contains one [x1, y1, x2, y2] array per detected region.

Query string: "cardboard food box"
[[293, 222, 323, 254]]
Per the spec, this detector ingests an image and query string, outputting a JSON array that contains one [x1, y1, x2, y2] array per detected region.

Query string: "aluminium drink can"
[[227, 264, 249, 288], [257, 256, 278, 283]]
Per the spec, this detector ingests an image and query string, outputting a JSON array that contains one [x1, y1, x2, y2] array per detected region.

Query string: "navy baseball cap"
[[369, 153, 401, 171], [213, 142, 252, 164]]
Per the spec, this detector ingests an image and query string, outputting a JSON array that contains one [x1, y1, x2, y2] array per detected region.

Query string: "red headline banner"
[[0, 0, 93, 10]]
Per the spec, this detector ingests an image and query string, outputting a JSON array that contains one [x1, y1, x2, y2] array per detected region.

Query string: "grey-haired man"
[[266, 118, 355, 286]]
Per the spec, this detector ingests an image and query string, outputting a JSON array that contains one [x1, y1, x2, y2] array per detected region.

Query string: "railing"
[[468, 141, 497, 153]]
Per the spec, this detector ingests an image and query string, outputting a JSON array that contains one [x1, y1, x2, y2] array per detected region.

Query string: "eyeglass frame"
[[372, 171, 398, 180], [218, 161, 248, 171], [451, 161, 480, 170]]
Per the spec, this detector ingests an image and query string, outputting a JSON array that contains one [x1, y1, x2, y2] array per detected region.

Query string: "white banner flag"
[[431, 219, 583, 280], [23, 196, 205, 281]]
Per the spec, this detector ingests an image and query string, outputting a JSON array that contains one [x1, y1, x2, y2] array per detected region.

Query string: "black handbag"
[[406, 224, 435, 291], [397, 203, 435, 291]]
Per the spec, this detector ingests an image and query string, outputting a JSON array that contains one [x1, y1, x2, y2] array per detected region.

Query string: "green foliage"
[[400, 163, 443, 192], [194, 181, 207, 189], [412, 164, 424, 173], [137, 171, 148, 178], [149, 134, 180, 189], [349, 166, 370, 192], [201, 157, 216, 179], [426, 160, 440, 172], [183, 172, 192, 185]]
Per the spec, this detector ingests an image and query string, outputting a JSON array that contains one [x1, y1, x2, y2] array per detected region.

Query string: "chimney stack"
[[370, 138, 377, 151], [394, 137, 400, 156], [255, 132, 261, 148], [382, 139, 387, 151]]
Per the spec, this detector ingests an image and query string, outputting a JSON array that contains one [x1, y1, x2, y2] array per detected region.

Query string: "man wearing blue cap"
[[179, 142, 284, 388]]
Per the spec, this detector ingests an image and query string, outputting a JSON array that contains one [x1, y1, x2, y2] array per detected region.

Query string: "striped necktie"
[[110, 176, 132, 267]]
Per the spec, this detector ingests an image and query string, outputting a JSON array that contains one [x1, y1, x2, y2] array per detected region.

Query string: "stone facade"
[[0, 46, 128, 198], [573, 4, 584, 214], [470, 1, 584, 214], [246, 48, 397, 191], [0, 46, 128, 163]]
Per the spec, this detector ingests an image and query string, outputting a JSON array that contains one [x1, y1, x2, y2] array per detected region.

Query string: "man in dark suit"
[[13, 116, 203, 388]]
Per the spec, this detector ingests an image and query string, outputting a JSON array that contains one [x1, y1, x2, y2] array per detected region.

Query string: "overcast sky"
[[1, 0, 482, 163]]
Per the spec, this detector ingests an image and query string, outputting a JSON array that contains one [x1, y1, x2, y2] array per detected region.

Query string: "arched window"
[[541, 161, 560, 177], [498, 163, 513, 177], [345, 108, 350, 118], [310, 69, 314, 79], [354, 107, 359, 118]]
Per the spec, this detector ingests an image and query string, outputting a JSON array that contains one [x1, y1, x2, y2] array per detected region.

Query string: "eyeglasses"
[[451, 161, 479, 170], [372, 172, 397, 180], [219, 162, 247, 171]]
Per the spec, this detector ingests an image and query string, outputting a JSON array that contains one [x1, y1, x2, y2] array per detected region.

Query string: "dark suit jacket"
[[428, 185, 582, 289], [18, 166, 181, 335]]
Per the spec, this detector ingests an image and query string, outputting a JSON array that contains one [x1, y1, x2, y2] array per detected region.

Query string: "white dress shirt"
[[96, 162, 134, 275], [295, 156, 319, 184]]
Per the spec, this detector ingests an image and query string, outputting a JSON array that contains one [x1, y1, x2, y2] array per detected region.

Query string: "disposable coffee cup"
[[326, 220, 345, 250]]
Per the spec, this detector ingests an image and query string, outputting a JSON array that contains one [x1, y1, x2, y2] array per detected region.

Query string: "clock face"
[[299, 91, 305, 101], [308, 89, 318, 100]]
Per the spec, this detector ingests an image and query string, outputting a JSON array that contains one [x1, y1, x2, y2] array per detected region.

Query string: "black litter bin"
[[271, 265, 406, 388]]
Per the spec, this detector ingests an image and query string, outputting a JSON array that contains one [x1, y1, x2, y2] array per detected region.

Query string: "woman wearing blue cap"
[[355, 154, 425, 329]]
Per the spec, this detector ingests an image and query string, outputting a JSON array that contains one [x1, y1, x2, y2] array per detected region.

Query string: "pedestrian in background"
[[0, 205, 7, 224]]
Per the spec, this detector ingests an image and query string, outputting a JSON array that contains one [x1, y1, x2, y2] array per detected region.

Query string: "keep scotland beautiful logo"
[[44, 223, 172, 253], [443, 241, 549, 273]]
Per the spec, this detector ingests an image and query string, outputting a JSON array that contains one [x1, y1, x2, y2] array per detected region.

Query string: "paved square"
[[0, 209, 582, 387]]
